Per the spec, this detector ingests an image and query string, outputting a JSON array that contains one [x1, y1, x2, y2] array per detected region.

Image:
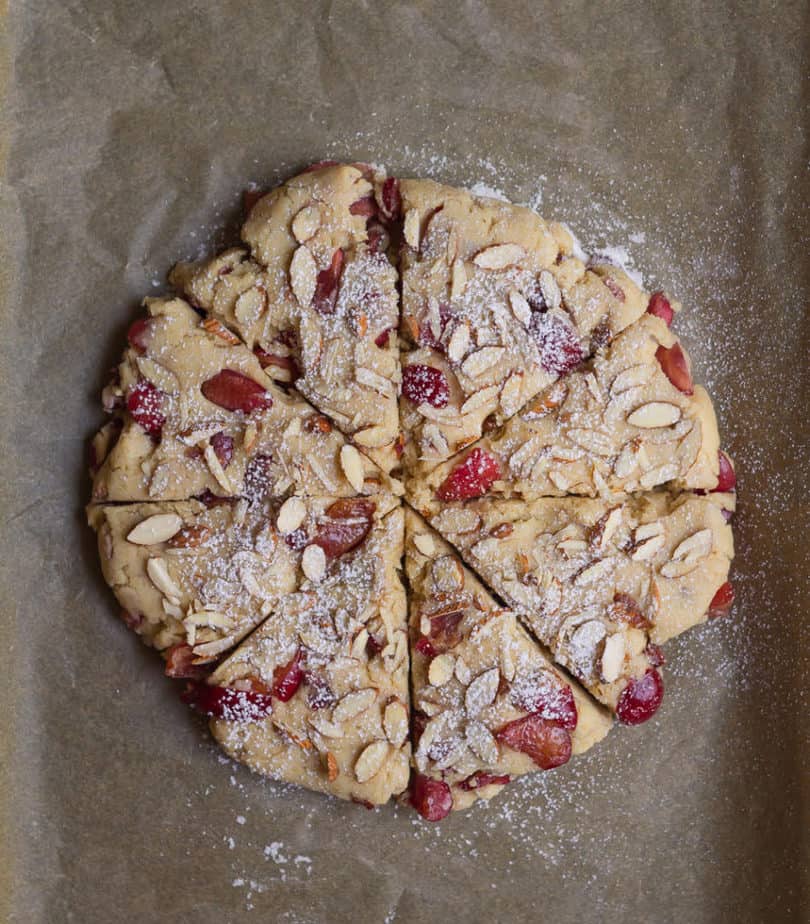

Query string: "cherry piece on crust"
[[616, 668, 664, 726], [127, 380, 166, 437], [495, 713, 572, 770], [511, 684, 578, 731], [312, 248, 345, 315], [457, 771, 511, 792], [401, 364, 450, 408], [164, 643, 209, 679], [379, 177, 402, 223], [529, 314, 585, 376], [271, 648, 305, 702], [716, 450, 736, 492], [707, 581, 735, 620], [409, 773, 452, 821], [312, 498, 376, 558], [181, 681, 273, 722], [436, 448, 501, 501], [211, 431, 234, 468], [127, 317, 153, 355], [655, 342, 694, 395], [646, 292, 674, 327], [201, 369, 273, 413]]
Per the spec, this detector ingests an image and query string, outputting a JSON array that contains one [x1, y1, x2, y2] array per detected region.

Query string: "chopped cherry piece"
[[271, 649, 305, 702], [127, 380, 166, 437], [716, 451, 736, 492], [366, 220, 389, 254], [402, 364, 450, 408], [365, 633, 384, 657], [253, 346, 300, 381], [284, 527, 309, 550], [195, 489, 236, 508], [349, 196, 377, 217], [457, 771, 511, 792], [495, 714, 572, 770], [707, 581, 735, 619], [646, 291, 674, 327], [602, 275, 626, 302], [119, 608, 144, 632], [243, 188, 266, 215], [301, 160, 340, 173], [529, 314, 585, 376], [645, 643, 666, 667], [312, 498, 376, 558], [201, 369, 273, 413], [304, 672, 337, 710], [511, 683, 578, 730], [411, 710, 429, 748], [181, 681, 273, 722], [416, 610, 465, 656], [410, 773, 452, 822], [436, 448, 501, 501], [374, 326, 396, 348], [616, 669, 664, 726], [312, 248, 345, 315], [655, 343, 693, 395], [211, 431, 234, 468], [379, 177, 402, 223], [244, 453, 274, 502], [127, 317, 153, 355], [164, 643, 209, 679]]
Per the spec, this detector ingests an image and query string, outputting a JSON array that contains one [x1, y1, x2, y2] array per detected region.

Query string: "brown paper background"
[[1, 2, 808, 921]]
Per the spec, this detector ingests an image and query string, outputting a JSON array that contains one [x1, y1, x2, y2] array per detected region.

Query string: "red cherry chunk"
[[380, 177, 402, 222], [374, 326, 396, 348], [655, 342, 693, 395], [410, 773, 452, 821], [181, 681, 273, 722], [402, 364, 450, 408], [645, 643, 666, 668], [201, 369, 273, 413], [436, 448, 501, 501], [164, 643, 209, 679], [211, 431, 234, 468], [312, 248, 345, 315], [646, 292, 674, 327], [602, 274, 625, 302], [312, 498, 376, 558], [616, 668, 664, 725], [530, 314, 585, 376], [511, 682, 578, 730], [457, 771, 511, 792], [127, 317, 153, 355], [495, 713, 572, 770], [708, 581, 735, 620], [349, 196, 377, 217], [415, 610, 464, 659], [716, 450, 736, 492], [127, 380, 166, 437], [271, 649, 305, 702]]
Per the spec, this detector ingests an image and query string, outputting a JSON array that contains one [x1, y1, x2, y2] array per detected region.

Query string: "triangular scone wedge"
[[409, 315, 720, 505], [187, 505, 410, 806], [418, 491, 734, 722], [397, 177, 649, 474], [404, 509, 611, 819], [90, 297, 397, 502], [170, 164, 402, 472], [89, 494, 400, 671]]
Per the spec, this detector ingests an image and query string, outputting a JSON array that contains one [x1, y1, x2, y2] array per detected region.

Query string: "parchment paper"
[[1, 2, 808, 921]]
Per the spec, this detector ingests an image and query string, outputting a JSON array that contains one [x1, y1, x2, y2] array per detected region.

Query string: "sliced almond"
[[431, 507, 481, 535], [611, 363, 654, 395], [499, 371, 523, 416], [473, 243, 525, 270], [631, 534, 667, 561], [310, 715, 344, 738], [450, 259, 467, 299], [568, 427, 614, 456], [289, 246, 318, 306], [383, 701, 409, 748], [465, 667, 500, 716], [339, 444, 366, 492], [243, 421, 258, 453], [589, 507, 623, 552], [355, 366, 395, 396], [234, 287, 265, 326], [461, 346, 506, 378], [447, 323, 471, 363], [127, 513, 183, 545], [600, 634, 626, 683], [291, 204, 321, 243], [428, 653, 456, 687], [203, 443, 235, 494], [403, 208, 420, 249], [660, 558, 701, 579], [557, 538, 588, 556], [431, 555, 464, 592], [574, 558, 614, 586], [538, 270, 561, 310], [454, 657, 472, 685], [302, 544, 327, 582], [352, 424, 392, 448], [627, 402, 682, 429], [192, 635, 236, 660], [671, 528, 713, 562], [639, 463, 680, 490], [146, 557, 183, 599], [354, 740, 390, 783], [333, 688, 377, 722], [508, 289, 532, 326], [277, 496, 307, 534], [412, 532, 436, 557], [460, 384, 499, 415], [465, 721, 500, 764]]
